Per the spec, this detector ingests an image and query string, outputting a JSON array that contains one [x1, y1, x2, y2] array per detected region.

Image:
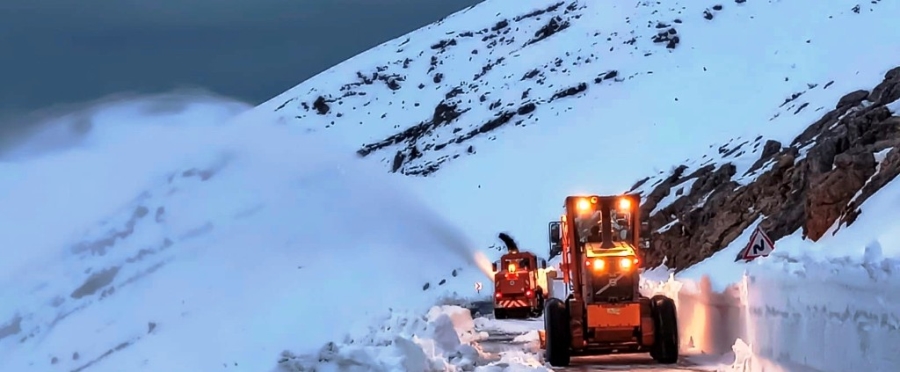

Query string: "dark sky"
[[0, 0, 482, 119]]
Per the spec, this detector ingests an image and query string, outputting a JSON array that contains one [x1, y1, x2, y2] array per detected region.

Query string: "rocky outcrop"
[[634, 66, 900, 270]]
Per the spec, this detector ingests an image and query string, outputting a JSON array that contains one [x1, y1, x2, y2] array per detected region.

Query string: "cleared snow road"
[[476, 319, 715, 371]]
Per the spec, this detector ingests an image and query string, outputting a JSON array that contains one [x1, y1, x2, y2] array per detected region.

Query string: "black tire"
[[494, 309, 507, 320], [531, 293, 545, 318], [544, 298, 571, 367], [650, 295, 679, 364]]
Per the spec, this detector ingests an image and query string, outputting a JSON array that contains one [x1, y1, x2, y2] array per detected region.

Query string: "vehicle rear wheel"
[[544, 298, 571, 367], [531, 293, 545, 318], [650, 295, 679, 364], [494, 309, 507, 319]]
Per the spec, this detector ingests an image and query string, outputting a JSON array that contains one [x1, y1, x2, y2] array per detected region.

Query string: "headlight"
[[576, 198, 591, 212], [585, 259, 605, 271]]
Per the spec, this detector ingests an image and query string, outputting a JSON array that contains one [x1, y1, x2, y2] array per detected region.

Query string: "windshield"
[[502, 258, 531, 272], [575, 209, 632, 244]]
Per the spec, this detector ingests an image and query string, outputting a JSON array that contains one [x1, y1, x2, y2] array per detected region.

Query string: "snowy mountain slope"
[[0, 115, 496, 371], [631, 65, 900, 273], [2, 0, 900, 371], [256, 0, 900, 256], [257, 0, 900, 369]]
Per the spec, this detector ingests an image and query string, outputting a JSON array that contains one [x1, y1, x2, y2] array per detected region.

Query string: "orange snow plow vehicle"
[[539, 194, 679, 366], [491, 233, 551, 319]]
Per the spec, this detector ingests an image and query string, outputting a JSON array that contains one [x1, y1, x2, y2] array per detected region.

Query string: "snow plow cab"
[[491, 233, 549, 319], [540, 195, 679, 367]]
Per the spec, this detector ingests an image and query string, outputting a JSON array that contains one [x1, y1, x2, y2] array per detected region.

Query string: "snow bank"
[[640, 175, 900, 371], [641, 252, 900, 372], [277, 305, 547, 372], [745, 255, 900, 371]]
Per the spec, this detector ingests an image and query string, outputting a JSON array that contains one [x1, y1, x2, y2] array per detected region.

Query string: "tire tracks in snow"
[[474, 317, 713, 371]]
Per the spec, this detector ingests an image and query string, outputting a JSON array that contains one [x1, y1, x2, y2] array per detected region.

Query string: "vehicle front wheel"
[[650, 295, 679, 364], [531, 293, 545, 318], [544, 298, 571, 367]]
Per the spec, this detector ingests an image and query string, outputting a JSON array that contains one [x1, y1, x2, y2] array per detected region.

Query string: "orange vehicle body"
[[492, 251, 547, 319], [541, 194, 679, 367]]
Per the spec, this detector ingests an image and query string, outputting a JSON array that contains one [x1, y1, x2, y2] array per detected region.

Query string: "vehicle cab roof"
[[501, 251, 537, 258], [584, 242, 637, 258]]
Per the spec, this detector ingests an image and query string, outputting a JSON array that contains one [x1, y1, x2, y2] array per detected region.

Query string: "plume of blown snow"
[[0, 94, 497, 370], [0, 91, 491, 313], [474, 250, 495, 281], [0, 90, 251, 279]]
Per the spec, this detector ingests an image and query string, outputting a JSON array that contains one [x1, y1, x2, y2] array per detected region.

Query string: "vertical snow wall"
[[643, 257, 900, 371]]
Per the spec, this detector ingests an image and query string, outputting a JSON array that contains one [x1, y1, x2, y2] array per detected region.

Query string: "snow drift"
[[278, 305, 504, 372], [0, 102, 488, 371]]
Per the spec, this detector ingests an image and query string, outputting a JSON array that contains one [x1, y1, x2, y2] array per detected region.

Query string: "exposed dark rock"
[[517, 102, 537, 115], [651, 28, 680, 49], [868, 66, 900, 104], [637, 66, 900, 270], [551, 82, 588, 100], [0, 315, 22, 341], [525, 16, 571, 46], [70, 267, 121, 299], [595, 70, 619, 83], [430, 38, 457, 51], [357, 102, 465, 157], [837, 89, 869, 108], [522, 69, 541, 80], [312, 96, 329, 115], [514, 1, 564, 22], [474, 58, 506, 80]]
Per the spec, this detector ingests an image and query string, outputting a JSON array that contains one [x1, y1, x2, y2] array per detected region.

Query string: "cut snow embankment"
[[643, 254, 900, 372], [277, 305, 549, 372], [641, 180, 900, 371]]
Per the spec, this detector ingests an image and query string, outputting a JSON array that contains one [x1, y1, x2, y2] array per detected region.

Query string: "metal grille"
[[589, 264, 635, 302]]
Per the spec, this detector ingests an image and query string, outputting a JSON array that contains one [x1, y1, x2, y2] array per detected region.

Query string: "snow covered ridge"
[[262, 0, 630, 176], [248, 0, 900, 259], [256, 0, 833, 176], [630, 65, 900, 271]]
